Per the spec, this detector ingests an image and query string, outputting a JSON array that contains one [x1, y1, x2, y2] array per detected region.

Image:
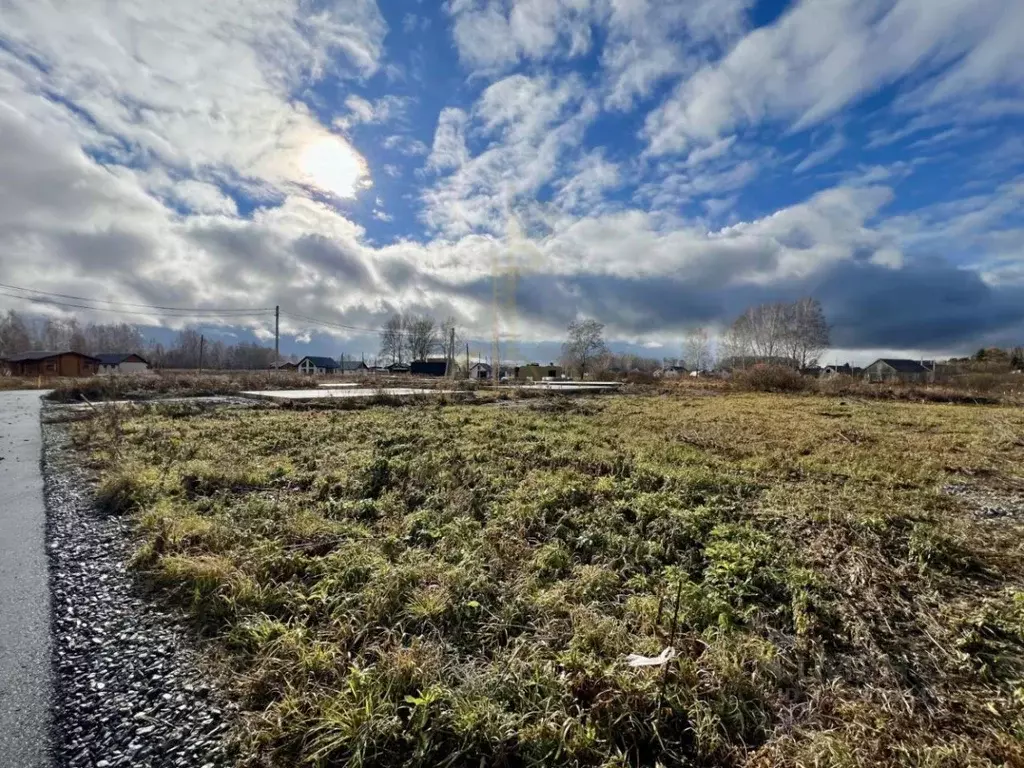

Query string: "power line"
[[0, 290, 275, 320], [0, 281, 274, 313]]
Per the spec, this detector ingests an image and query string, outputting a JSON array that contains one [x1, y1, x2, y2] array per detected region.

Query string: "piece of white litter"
[[625, 647, 677, 667]]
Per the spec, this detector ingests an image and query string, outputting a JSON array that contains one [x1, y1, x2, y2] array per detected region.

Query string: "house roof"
[[270, 360, 297, 368], [3, 350, 101, 363], [338, 360, 367, 371], [299, 356, 339, 369], [875, 358, 931, 373], [95, 353, 147, 366], [386, 362, 410, 370]]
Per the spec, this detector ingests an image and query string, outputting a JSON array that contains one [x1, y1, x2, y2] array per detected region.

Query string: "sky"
[[0, 0, 1022, 365]]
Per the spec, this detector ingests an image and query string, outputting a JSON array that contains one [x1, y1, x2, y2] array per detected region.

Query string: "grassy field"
[[78, 392, 1024, 767]]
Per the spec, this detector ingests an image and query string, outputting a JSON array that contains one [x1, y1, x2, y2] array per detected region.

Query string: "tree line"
[[0, 311, 277, 370]]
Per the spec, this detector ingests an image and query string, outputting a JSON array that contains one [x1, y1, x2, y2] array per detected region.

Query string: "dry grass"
[[76, 392, 1024, 767], [44, 371, 313, 403]]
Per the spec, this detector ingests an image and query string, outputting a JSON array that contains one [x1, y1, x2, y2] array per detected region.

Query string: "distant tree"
[[1011, 347, 1024, 371], [784, 297, 830, 368], [379, 314, 405, 364], [0, 310, 32, 357], [683, 326, 714, 371], [562, 320, 607, 377], [404, 314, 439, 361], [720, 314, 753, 368]]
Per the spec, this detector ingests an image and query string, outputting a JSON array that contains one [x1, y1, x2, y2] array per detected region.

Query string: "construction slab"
[[243, 387, 449, 400]]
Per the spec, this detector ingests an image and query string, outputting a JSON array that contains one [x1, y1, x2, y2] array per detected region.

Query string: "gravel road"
[[0, 390, 52, 768], [44, 419, 236, 767]]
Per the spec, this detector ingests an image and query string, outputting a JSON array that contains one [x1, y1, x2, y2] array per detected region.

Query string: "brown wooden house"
[[2, 350, 101, 377]]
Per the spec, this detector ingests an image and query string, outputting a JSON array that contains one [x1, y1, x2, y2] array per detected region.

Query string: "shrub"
[[732, 365, 809, 393]]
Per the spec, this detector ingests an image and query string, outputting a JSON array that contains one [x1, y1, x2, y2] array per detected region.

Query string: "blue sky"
[[1, 0, 1022, 364]]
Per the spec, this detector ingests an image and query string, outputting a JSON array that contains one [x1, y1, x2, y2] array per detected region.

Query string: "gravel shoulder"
[[44, 419, 237, 768]]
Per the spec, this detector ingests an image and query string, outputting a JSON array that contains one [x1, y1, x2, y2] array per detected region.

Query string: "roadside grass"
[[45, 371, 312, 402], [75, 392, 1024, 767]]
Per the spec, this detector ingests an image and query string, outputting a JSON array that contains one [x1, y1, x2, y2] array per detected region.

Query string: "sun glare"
[[301, 136, 369, 198]]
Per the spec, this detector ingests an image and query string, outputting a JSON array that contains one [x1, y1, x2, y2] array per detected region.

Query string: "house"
[[297, 356, 340, 375], [469, 362, 492, 380], [657, 365, 689, 378], [411, 359, 450, 377], [337, 360, 369, 375], [269, 360, 298, 371], [863, 358, 935, 383], [2, 350, 101, 377], [822, 363, 862, 378], [95, 353, 150, 375], [386, 362, 411, 374], [515, 363, 563, 381]]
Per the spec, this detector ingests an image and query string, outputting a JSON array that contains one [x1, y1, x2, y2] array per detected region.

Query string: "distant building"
[[2, 350, 100, 378], [269, 360, 298, 371], [386, 362, 411, 374], [411, 359, 450, 377], [297, 356, 340, 375], [337, 360, 368, 375], [515, 363, 563, 381], [96, 353, 150, 375], [469, 362, 491, 380], [822, 363, 861, 378], [863, 359, 935, 383]]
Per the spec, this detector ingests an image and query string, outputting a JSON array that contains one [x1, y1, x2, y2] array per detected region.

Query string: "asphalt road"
[[0, 390, 52, 767]]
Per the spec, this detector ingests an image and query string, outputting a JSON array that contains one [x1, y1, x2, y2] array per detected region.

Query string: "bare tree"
[[404, 314, 439, 361], [0, 310, 32, 357], [562, 319, 607, 378], [720, 314, 753, 368], [784, 297, 830, 368], [683, 326, 714, 371], [379, 314, 405, 364]]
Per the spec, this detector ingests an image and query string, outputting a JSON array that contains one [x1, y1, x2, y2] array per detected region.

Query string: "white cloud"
[[1, 0, 386, 195], [382, 135, 429, 156], [794, 132, 846, 173], [644, 0, 1023, 156], [447, 0, 593, 72], [335, 94, 412, 129], [422, 74, 597, 236], [426, 107, 470, 171], [601, 0, 751, 110]]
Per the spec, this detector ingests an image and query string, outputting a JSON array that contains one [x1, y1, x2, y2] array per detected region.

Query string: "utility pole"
[[198, 334, 205, 373], [465, 342, 469, 379], [448, 327, 456, 378], [274, 305, 280, 363]]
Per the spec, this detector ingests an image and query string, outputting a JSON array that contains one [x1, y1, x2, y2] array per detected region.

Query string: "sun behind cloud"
[[301, 136, 370, 198]]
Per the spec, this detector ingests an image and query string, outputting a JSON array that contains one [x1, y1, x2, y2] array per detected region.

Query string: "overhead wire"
[[0, 290, 275, 319], [0, 281, 274, 314]]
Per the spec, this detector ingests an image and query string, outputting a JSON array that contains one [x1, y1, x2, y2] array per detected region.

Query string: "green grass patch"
[[76, 393, 1024, 766]]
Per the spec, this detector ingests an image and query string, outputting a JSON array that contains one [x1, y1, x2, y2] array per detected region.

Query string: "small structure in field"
[[96, 353, 150, 375], [269, 360, 298, 371], [386, 362, 411, 374], [863, 358, 935, 383], [297, 356, 340, 375], [2, 350, 101, 377]]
